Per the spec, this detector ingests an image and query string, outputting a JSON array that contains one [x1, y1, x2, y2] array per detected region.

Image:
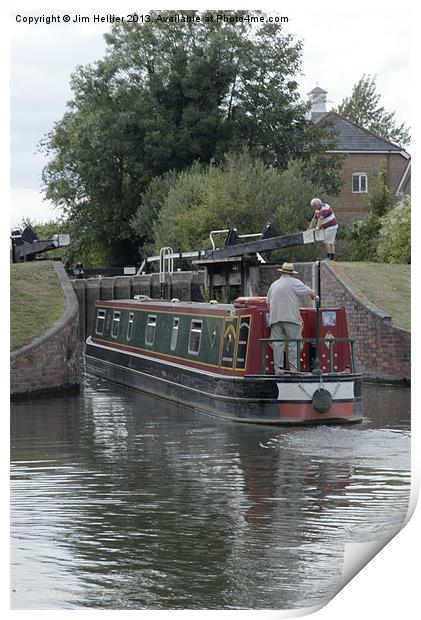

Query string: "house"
[[308, 87, 411, 226]]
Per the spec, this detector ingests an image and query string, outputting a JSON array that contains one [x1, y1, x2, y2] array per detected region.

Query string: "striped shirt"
[[314, 203, 337, 229]]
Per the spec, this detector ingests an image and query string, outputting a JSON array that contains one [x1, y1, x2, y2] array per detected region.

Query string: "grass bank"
[[11, 261, 67, 351], [331, 262, 410, 331]]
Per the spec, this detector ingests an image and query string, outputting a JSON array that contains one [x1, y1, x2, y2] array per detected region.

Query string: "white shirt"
[[267, 276, 313, 326]]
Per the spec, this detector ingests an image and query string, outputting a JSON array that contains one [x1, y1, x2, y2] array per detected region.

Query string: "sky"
[[7, 1, 414, 227]]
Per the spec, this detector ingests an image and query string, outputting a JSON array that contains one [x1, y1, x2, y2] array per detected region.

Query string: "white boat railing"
[[159, 247, 174, 284]]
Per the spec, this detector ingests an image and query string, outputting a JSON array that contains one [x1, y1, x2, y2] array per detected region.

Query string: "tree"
[[337, 74, 410, 146], [376, 196, 410, 264], [351, 168, 395, 261], [41, 10, 338, 265], [41, 71, 151, 266]]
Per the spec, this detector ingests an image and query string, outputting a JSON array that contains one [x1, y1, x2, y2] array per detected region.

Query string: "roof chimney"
[[307, 86, 327, 120]]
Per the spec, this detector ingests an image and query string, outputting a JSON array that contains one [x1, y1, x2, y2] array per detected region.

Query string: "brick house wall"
[[313, 109, 411, 226], [328, 152, 409, 225]]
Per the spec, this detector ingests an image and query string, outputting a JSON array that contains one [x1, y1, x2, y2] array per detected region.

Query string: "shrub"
[[149, 151, 325, 255], [376, 196, 411, 263], [349, 168, 395, 261]]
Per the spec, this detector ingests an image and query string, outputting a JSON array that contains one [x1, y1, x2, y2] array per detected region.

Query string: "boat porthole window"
[[127, 312, 134, 341], [171, 317, 180, 351], [145, 315, 157, 346], [95, 309, 106, 335], [188, 320, 202, 355], [111, 311, 121, 338]]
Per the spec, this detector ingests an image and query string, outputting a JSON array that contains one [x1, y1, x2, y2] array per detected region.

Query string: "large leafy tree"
[[337, 74, 410, 146], [42, 10, 336, 265]]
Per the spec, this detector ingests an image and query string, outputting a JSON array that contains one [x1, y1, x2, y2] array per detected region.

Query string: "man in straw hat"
[[267, 262, 317, 374]]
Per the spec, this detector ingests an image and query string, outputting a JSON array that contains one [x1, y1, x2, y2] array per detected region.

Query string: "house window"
[[188, 320, 203, 355], [95, 309, 106, 335], [127, 312, 134, 341], [111, 311, 121, 338], [352, 173, 368, 193], [145, 315, 157, 346], [171, 317, 180, 351]]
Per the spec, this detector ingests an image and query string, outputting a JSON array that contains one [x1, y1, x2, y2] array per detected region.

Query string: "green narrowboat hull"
[[85, 336, 363, 425]]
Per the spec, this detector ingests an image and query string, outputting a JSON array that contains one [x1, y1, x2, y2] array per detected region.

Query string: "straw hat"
[[277, 262, 298, 275]]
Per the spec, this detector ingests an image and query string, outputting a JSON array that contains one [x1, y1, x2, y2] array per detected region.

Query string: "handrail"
[[209, 229, 229, 250], [159, 246, 174, 284], [259, 337, 356, 375]]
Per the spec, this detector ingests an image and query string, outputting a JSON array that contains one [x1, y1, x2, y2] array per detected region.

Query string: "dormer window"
[[352, 173, 368, 193]]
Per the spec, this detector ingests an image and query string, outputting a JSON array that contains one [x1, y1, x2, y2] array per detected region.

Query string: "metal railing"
[[260, 337, 357, 375]]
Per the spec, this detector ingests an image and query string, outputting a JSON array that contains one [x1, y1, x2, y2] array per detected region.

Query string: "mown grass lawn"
[[11, 261, 67, 351], [332, 262, 410, 331]]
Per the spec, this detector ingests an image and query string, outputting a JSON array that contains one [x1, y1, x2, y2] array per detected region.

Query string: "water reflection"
[[11, 378, 410, 610]]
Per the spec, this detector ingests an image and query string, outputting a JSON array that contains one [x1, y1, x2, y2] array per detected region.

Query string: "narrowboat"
[[84, 295, 362, 425]]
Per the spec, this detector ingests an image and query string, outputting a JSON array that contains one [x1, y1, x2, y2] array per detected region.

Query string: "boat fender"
[[209, 299, 219, 304], [312, 388, 332, 414], [171, 298, 180, 303]]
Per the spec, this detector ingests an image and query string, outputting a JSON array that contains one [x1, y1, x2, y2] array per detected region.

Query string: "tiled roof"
[[315, 111, 408, 153]]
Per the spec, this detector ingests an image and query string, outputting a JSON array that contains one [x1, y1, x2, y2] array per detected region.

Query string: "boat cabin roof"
[[96, 296, 272, 314], [98, 298, 237, 312]]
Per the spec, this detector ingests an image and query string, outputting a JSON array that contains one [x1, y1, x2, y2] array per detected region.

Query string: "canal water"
[[11, 377, 411, 610]]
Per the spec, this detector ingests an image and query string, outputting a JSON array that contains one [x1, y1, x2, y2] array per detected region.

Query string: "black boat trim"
[[85, 354, 360, 406]]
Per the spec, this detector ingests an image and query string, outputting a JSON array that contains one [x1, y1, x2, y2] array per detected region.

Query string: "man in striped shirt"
[[309, 198, 339, 260]]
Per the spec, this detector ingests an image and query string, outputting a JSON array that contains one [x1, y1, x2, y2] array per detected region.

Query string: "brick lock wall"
[[11, 262, 80, 398], [321, 262, 410, 382], [11, 320, 80, 396], [327, 152, 409, 225]]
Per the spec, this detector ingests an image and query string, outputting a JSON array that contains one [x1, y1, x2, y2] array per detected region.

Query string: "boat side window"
[[95, 309, 106, 335], [127, 312, 134, 341], [236, 318, 251, 369], [188, 320, 202, 355], [111, 311, 121, 338], [171, 317, 180, 351], [145, 315, 157, 346]]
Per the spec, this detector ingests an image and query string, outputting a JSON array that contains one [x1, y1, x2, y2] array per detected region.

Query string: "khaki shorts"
[[324, 225, 338, 244]]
